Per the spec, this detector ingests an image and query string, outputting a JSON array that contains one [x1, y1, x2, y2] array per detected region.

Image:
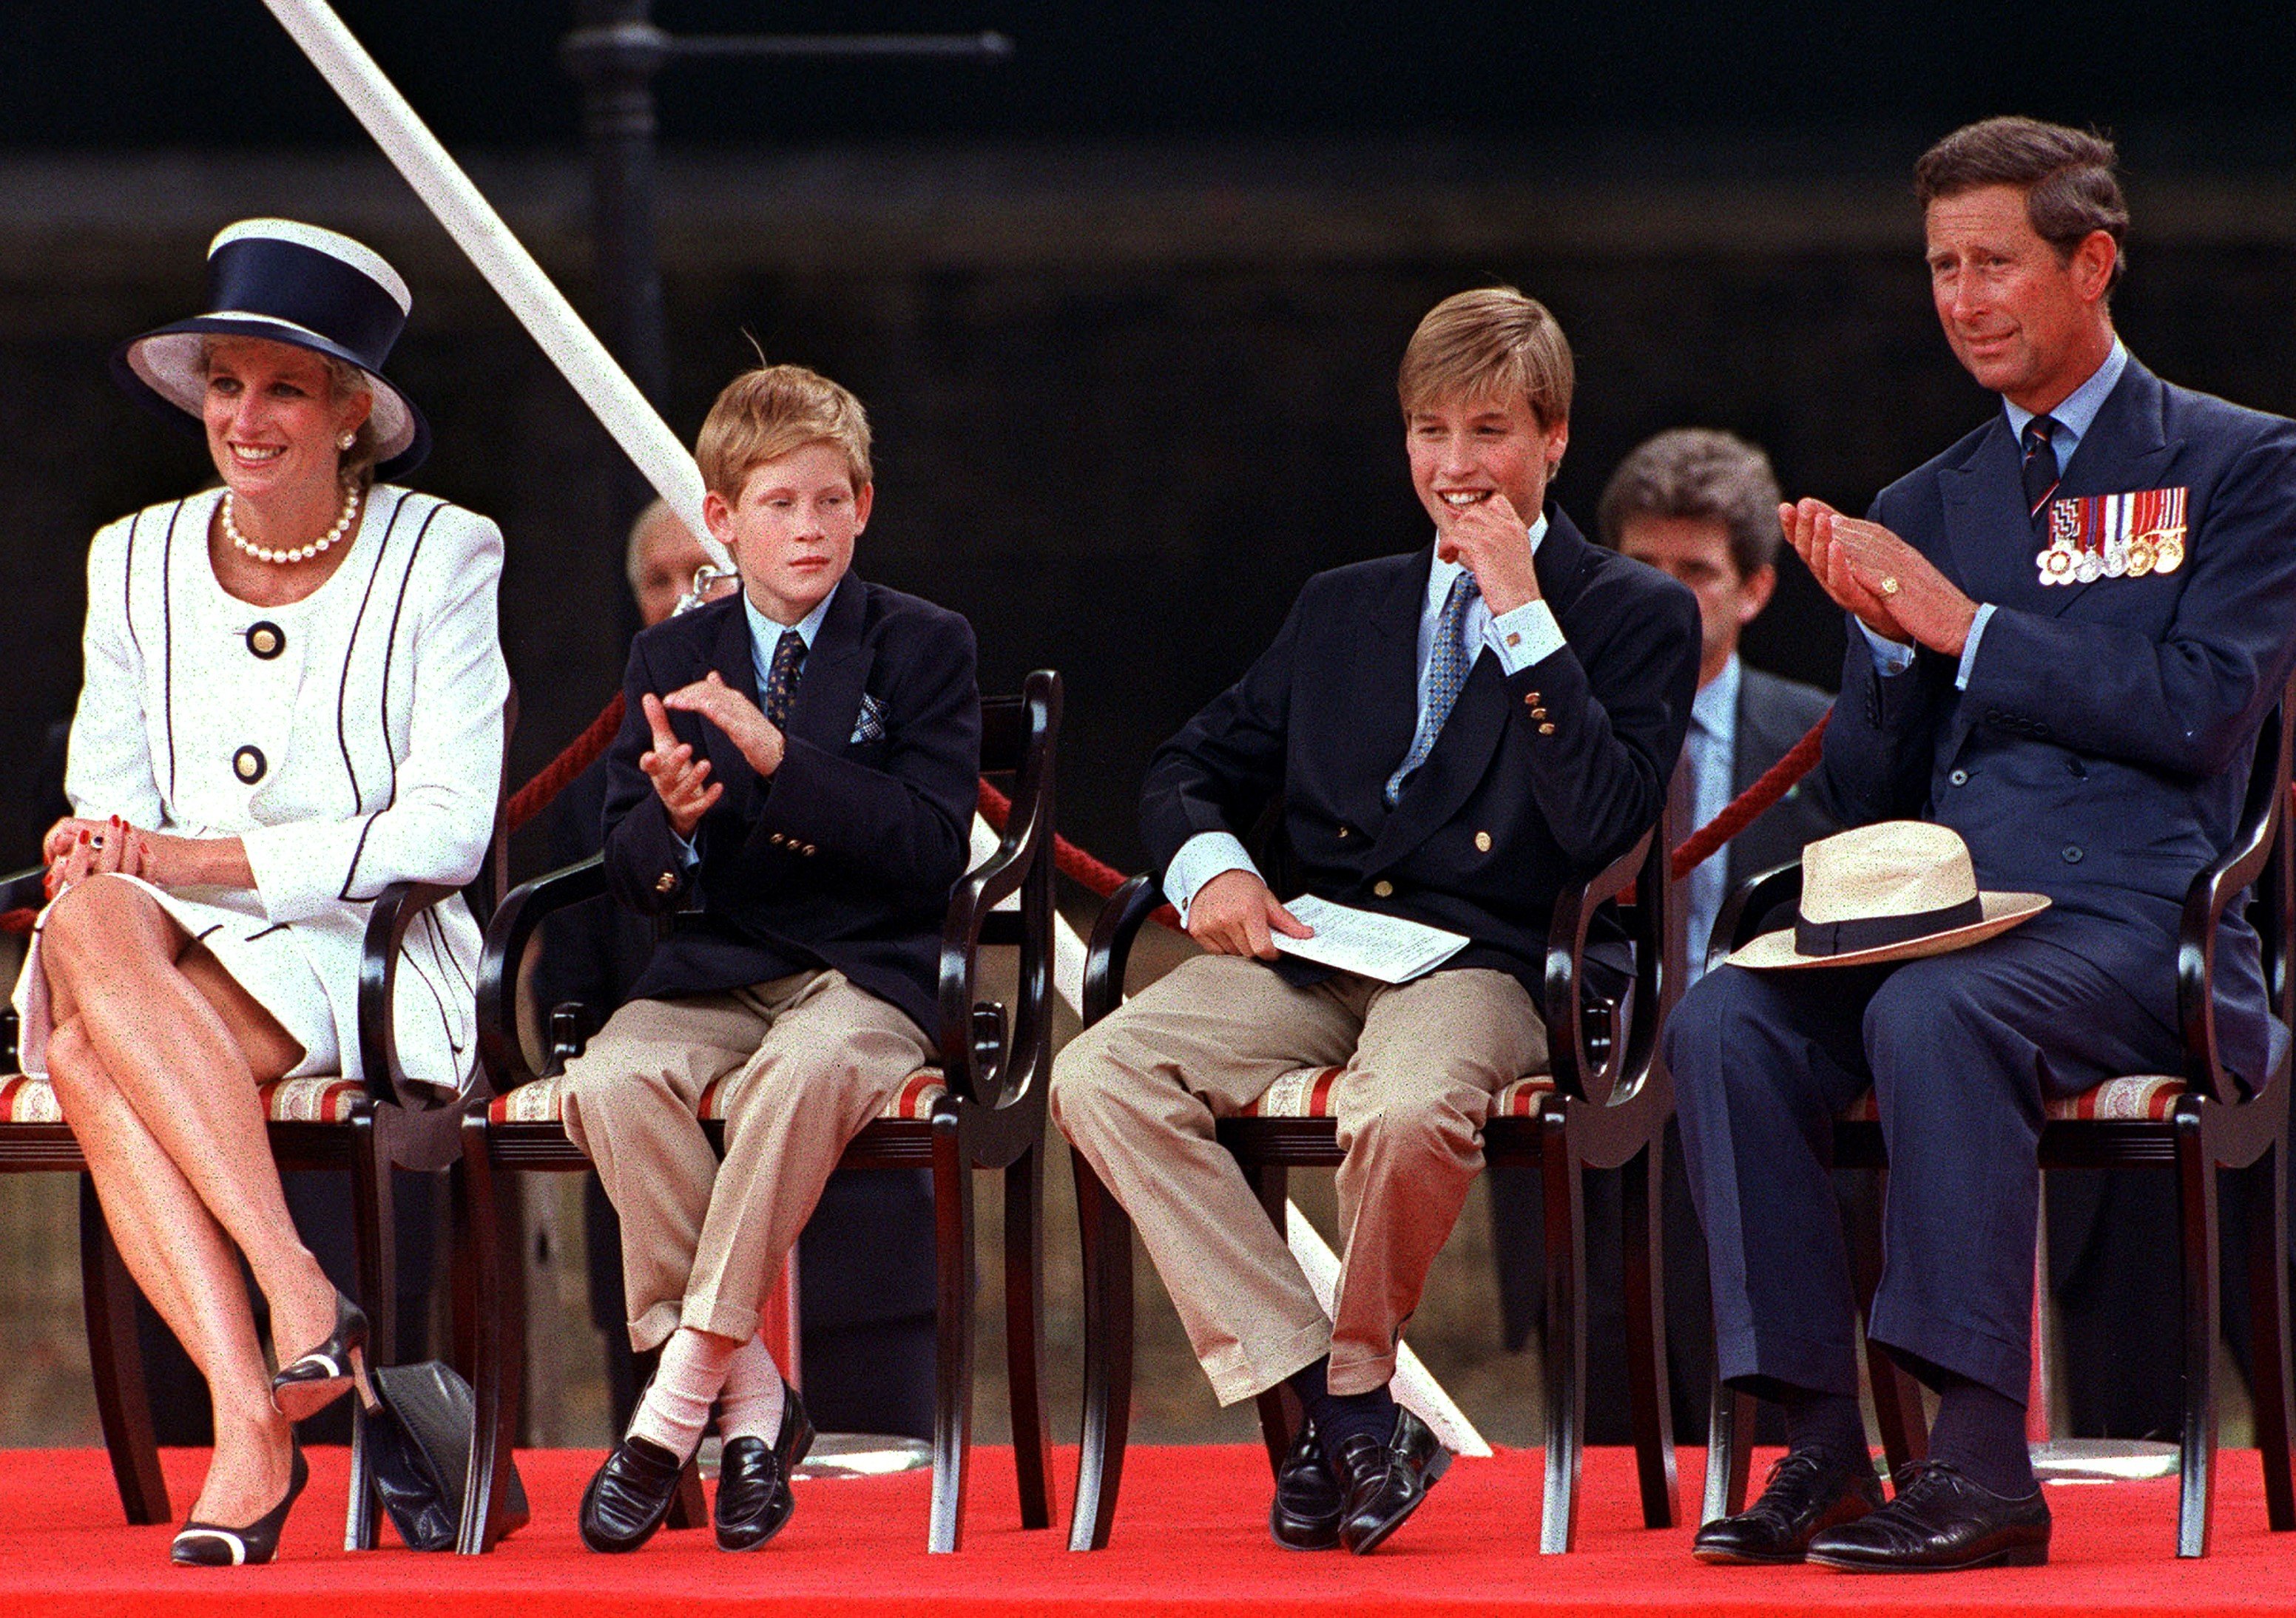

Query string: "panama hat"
[[110, 218, 430, 478], [1727, 820, 2049, 970]]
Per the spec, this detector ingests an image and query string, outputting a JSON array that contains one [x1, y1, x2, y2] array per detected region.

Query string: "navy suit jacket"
[[1817, 357, 2296, 1085], [1143, 507, 1701, 998], [600, 574, 982, 1040]]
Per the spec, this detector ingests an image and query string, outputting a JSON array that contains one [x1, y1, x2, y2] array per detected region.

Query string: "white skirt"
[[10, 873, 340, 1080]]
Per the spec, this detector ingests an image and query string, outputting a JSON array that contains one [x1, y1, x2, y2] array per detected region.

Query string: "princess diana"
[[12, 219, 508, 1565]]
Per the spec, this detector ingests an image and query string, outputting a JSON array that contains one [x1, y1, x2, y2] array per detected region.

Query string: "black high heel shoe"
[[271, 1290, 380, 1424], [172, 1441, 308, 1567]]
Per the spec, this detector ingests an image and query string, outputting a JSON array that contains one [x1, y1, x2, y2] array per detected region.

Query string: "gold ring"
[[1878, 576, 1901, 597]]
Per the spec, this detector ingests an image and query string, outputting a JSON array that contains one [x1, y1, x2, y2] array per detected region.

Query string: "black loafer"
[[715, 1383, 815, 1551], [579, 1434, 687, 1554], [1335, 1407, 1451, 1554], [1269, 1418, 1345, 1551], [1692, 1448, 1885, 1565], [1806, 1460, 2050, 1571]]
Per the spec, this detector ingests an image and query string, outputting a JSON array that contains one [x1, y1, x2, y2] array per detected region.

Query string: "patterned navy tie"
[[763, 629, 806, 730], [1385, 569, 1480, 805], [2021, 416, 2063, 524]]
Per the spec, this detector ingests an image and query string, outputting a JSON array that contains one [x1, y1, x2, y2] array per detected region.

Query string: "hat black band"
[[207, 238, 405, 370], [1794, 894, 1983, 958]]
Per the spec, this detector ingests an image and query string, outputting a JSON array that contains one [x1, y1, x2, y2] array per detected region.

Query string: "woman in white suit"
[[12, 220, 507, 1565]]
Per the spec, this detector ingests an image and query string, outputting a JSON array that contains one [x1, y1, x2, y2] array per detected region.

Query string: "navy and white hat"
[[112, 219, 430, 478]]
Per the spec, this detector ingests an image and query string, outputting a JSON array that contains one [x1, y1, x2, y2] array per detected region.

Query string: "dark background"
[[2, 2, 2292, 874]]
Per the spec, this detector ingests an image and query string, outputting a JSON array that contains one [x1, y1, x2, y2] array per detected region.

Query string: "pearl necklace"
[[223, 480, 362, 566]]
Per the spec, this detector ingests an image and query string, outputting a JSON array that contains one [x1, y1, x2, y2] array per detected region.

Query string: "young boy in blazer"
[[564, 364, 981, 1554], [1053, 288, 1701, 1554]]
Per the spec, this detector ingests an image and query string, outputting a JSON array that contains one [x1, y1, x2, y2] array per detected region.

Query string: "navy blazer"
[[1143, 507, 1701, 998], [1817, 357, 2296, 1085], [600, 574, 982, 1040]]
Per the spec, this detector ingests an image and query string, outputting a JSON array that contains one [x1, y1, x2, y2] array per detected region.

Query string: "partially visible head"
[[1598, 428, 1783, 683], [197, 335, 377, 505], [1916, 118, 2124, 410], [696, 363, 874, 625], [624, 498, 731, 627], [1399, 288, 1574, 533]]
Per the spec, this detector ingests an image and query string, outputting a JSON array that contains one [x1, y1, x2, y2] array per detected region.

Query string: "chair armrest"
[[1082, 875, 1166, 1029], [1710, 860, 1804, 973], [937, 671, 1061, 1111], [2175, 697, 2293, 1103], [1544, 829, 1655, 1106], [357, 880, 470, 1111], [475, 854, 611, 1098], [1, 864, 44, 914]]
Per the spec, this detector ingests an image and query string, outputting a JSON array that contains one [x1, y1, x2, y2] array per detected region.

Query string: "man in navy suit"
[[561, 365, 980, 1554], [1675, 118, 2296, 1571], [1054, 287, 1699, 1553]]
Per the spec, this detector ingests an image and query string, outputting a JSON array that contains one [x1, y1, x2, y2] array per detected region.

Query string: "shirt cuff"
[[674, 827, 701, 872], [1487, 600, 1566, 674], [1955, 603, 1997, 691], [1857, 618, 1917, 678], [1163, 830, 1261, 924]]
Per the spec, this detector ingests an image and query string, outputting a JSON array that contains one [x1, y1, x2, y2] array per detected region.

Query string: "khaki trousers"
[[561, 969, 935, 1352], [1051, 952, 1545, 1404]]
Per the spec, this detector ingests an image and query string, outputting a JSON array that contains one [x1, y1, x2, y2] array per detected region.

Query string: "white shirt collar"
[[1692, 651, 1740, 738], [743, 575, 839, 655], [2003, 338, 2128, 450]]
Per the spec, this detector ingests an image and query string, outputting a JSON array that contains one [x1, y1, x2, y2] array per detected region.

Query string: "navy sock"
[[1288, 1358, 1395, 1467], [1926, 1378, 2036, 1498], [1778, 1387, 1867, 1472]]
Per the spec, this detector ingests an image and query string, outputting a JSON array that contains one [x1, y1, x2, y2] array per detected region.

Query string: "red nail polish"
[[78, 830, 90, 845]]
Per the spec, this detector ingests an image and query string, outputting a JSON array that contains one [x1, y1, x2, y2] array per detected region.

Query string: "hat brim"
[[1725, 890, 2051, 971], [110, 317, 429, 479]]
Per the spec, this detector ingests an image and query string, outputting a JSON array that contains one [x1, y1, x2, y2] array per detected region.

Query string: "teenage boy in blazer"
[[1053, 287, 1700, 1554], [563, 365, 980, 1555]]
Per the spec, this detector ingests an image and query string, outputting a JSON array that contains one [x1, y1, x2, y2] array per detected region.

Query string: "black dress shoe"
[[1269, 1418, 1345, 1551], [1806, 1460, 2050, 1571], [1692, 1448, 1885, 1565], [715, 1383, 815, 1551], [580, 1434, 689, 1554], [1334, 1407, 1451, 1554]]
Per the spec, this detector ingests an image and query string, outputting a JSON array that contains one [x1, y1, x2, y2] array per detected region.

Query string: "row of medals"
[[2036, 524, 2185, 586]]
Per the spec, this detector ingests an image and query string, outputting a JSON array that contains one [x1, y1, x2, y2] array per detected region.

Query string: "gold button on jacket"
[[1372, 879, 1394, 898]]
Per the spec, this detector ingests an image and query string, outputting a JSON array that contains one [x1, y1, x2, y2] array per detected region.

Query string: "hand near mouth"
[[1434, 488, 1541, 615]]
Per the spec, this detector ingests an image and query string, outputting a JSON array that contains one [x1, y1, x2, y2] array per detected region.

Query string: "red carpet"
[[0, 1444, 2289, 1617]]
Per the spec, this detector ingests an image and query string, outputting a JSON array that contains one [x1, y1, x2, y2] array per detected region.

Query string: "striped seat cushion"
[[0, 1072, 367, 1126], [1842, 1074, 2185, 1125], [487, 1066, 948, 1127], [1242, 1066, 1556, 1122]]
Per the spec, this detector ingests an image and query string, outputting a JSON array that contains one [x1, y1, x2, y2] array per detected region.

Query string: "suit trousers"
[[562, 969, 935, 1353], [1052, 952, 1546, 1404], [1666, 907, 2184, 1404]]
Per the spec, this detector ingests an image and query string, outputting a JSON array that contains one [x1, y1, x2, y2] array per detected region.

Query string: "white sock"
[[717, 1331, 788, 1444], [629, 1326, 738, 1460]]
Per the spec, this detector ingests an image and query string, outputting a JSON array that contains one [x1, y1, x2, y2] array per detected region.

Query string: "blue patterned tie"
[[1385, 569, 1479, 805], [763, 629, 806, 730]]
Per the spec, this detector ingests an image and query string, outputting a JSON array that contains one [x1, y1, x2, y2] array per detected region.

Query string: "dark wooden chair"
[[1067, 786, 1684, 1554], [0, 692, 516, 1551], [456, 670, 1062, 1554], [1701, 676, 2296, 1558]]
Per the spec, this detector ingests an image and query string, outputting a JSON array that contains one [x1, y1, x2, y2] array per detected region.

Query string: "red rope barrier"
[[1667, 711, 1830, 882], [507, 691, 627, 833]]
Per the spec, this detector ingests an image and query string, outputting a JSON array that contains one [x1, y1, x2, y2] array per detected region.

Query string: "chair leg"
[[1068, 1151, 1135, 1552], [1620, 1136, 1680, 1529], [2246, 1137, 2295, 1532], [1701, 1367, 1755, 1523], [344, 1112, 396, 1552], [77, 1174, 170, 1526], [1539, 1112, 1587, 1554], [2177, 1114, 2223, 1558], [1246, 1163, 1298, 1477], [1003, 1144, 1054, 1531], [928, 1113, 976, 1553]]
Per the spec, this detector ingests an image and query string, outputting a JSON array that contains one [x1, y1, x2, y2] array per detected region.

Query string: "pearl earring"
[[338, 432, 356, 451]]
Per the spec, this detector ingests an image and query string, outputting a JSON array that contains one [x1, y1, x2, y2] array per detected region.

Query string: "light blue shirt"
[[1859, 340, 2129, 689], [1682, 655, 1740, 984], [1164, 516, 1564, 921], [675, 580, 842, 866]]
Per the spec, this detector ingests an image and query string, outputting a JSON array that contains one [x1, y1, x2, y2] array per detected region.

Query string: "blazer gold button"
[[1524, 691, 1541, 706], [1337, 825, 1349, 839], [804, 844, 818, 856], [655, 871, 677, 893], [245, 621, 285, 659], [770, 832, 785, 846], [1475, 830, 1492, 853], [1539, 722, 1556, 736], [232, 744, 266, 783], [1373, 879, 1394, 898], [1531, 708, 1548, 720]]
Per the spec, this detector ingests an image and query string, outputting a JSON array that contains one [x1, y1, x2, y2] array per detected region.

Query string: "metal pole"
[[562, 1, 670, 409]]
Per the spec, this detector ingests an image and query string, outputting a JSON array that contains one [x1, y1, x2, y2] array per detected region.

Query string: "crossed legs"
[[36, 875, 338, 1527]]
